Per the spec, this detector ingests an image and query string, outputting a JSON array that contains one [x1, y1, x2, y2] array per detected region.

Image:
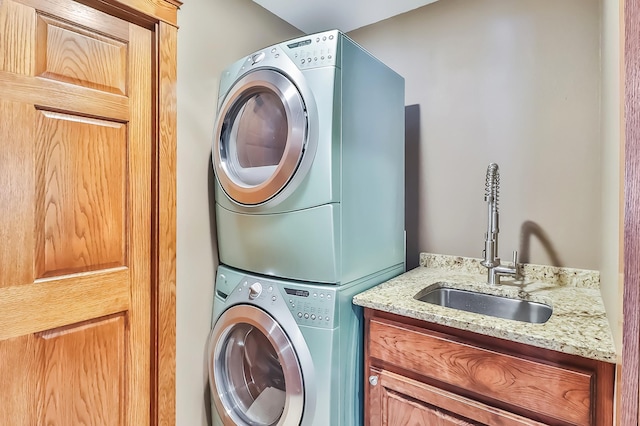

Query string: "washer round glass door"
[[209, 305, 304, 426], [213, 69, 308, 206]]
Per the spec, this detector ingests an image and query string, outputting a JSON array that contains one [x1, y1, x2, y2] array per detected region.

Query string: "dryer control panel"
[[281, 29, 340, 70]]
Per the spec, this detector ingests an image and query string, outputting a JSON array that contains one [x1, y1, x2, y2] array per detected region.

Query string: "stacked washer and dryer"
[[208, 30, 405, 426]]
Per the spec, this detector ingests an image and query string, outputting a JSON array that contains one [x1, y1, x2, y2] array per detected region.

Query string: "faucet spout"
[[481, 163, 500, 268], [480, 163, 520, 285]]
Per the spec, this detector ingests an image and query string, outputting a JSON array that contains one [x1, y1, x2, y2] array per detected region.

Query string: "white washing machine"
[[212, 30, 405, 285], [207, 264, 403, 426]]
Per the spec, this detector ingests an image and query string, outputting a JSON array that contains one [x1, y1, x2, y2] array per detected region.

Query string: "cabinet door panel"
[[386, 391, 479, 426], [371, 368, 546, 426]]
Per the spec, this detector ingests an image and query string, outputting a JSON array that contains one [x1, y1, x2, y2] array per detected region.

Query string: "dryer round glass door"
[[213, 69, 308, 206], [209, 304, 304, 426]]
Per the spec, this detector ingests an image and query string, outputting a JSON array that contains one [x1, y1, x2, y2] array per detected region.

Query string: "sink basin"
[[415, 285, 552, 324]]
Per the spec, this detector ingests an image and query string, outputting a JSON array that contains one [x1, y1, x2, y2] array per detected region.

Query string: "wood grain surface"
[[35, 110, 127, 277], [0, 0, 154, 423], [371, 368, 545, 426], [155, 20, 178, 426], [623, 0, 640, 423], [36, 15, 128, 94], [0, 0, 178, 422], [369, 317, 593, 425]]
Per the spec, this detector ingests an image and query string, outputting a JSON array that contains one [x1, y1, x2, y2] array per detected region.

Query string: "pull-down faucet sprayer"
[[480, 163, 520, 285]]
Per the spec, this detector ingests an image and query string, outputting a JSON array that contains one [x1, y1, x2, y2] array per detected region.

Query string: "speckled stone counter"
[[353, 253, 617, 363]]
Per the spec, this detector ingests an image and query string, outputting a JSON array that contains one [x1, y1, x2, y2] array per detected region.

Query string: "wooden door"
[[0, 0, 153, 423]]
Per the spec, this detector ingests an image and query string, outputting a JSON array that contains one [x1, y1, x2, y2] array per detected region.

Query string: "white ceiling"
[[252, 0, 438, 33]]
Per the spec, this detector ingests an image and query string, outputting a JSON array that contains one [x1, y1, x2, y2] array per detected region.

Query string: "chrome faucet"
[[480, 163, 520, 285]]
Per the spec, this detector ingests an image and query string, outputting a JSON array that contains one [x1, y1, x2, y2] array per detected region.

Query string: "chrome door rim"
[[209, 304, 304, 426], [213, 69, 307, 206]]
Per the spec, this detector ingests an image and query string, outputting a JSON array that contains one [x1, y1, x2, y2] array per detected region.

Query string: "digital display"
[[285, 288, 309, 297], [287, 39, 312, 49]]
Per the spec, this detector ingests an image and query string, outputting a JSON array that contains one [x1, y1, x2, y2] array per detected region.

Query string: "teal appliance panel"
[[208, 264, 404, 426], [212, 30, 406, 285]]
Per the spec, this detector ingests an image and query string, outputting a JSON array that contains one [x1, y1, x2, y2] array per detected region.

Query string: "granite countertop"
[[353, 253, 617, 363]]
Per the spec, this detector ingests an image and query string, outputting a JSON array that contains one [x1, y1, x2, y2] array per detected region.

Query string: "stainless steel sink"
[[415, 286, 552, 324]]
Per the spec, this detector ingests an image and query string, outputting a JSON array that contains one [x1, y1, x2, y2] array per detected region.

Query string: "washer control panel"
[[230, 276, 336, 330], [282, 286, 336, 329]]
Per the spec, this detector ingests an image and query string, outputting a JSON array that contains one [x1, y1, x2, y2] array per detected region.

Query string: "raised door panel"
[[39, 315, 126, 425], [386, 392, 479, 426], [0, 0, 152, 424], [35, 110, 127, 278], [35, 15, 128, 94], [369, 368, 546, 426], [0, 314, 126, 425]]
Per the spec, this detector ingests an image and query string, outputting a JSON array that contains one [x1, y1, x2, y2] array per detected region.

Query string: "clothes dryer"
[[207, 263, 403, 426], [212, 30, 405, 284]]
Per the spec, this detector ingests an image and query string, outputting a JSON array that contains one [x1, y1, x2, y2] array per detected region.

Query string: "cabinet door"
[[367, 368, 547, 426], [0, 0, 152, 424]]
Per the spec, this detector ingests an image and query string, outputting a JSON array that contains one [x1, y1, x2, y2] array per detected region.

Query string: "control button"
[[291, 304, 295, 309], [327, 294, 332, 300], [317, 316, 322, 321], [304, 313, 309, 319], [328, 55, 332, 59], [323, 36, 327, 41], [316, 37, 320, 42], [274, 54, 280, 58], [248, 282, 262, 299], [320, 294, 324, 299], [251, 52, 265, 65], [297, 312, 303, 318], [271, 48, 277, 53], [314, 57, 318, 61], [301, 59, 305, 64], [321, 56, 325, 60], [329, 35, 334, 40], [311, 314, 316, 320], [289, 299, 293, 304], [272, 296, 277, 301], [313, 292, 317, 298], [307, 57, 311, 62], [268, 286, 273, 292]]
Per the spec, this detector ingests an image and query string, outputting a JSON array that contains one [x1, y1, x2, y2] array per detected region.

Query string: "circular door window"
[[209, 305, 304, 426], [213, 69, 307, 206]]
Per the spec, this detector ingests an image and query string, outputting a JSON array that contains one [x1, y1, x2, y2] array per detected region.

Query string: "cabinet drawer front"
[[369, 318, 593, 425]]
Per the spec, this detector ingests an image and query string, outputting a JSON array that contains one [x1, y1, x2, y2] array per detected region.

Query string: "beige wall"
[[350, 0, 602, 271], [177, 0, 621, 423], [176, 2, 300, 424], [599, 0, 622, 354]]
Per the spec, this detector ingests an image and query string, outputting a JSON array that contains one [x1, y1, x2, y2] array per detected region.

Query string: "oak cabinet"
[[364, 309, 615, 426]]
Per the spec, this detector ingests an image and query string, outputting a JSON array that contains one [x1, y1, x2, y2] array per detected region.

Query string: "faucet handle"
[[512, 250, 518, 266]]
